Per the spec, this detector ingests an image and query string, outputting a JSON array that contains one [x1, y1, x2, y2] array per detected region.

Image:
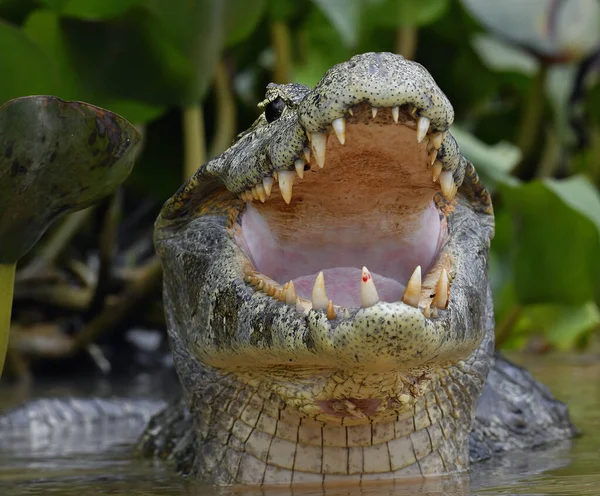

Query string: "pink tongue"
[[293, 267, 406, 308]]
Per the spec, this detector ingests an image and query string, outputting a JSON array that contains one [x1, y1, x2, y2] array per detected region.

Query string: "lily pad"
[[0, 95, 140, 264]]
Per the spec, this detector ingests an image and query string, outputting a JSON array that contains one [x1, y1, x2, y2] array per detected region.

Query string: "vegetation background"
[[1, 0, 599, 379]]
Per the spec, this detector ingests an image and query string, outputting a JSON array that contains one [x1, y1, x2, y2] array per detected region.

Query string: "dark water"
[[0, 355, 598, 496]]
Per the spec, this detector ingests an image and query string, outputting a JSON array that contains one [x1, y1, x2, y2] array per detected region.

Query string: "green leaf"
[[310, 0, 360, 47], [0, 96, 140, 263], [499, 176, 600, 307], [225, 0, 267, 47], [0, 19, 59, 105], [38, 0, 144, 20]]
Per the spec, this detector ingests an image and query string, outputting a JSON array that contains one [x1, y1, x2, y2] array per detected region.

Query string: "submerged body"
[[0, 53, 576, 485], [145, 53, 575, 483]]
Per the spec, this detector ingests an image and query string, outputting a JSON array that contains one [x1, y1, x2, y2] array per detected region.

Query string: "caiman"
[[1, 53, 576, 485]]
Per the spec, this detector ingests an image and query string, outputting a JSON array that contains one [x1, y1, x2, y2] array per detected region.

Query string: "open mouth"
[[234, 103, 456, 319]]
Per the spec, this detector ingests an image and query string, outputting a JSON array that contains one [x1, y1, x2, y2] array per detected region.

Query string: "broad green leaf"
[[499, 176, 600, 306], [225, 0, 267, 47], [38, 0, 144, 20], [310, 0, 360, 47], [0, 19, 59, 105], [451, 126, 520, 190], [471, 34, 538, 76], [365, 0, 448, 28], [0, 96, 140, 263]]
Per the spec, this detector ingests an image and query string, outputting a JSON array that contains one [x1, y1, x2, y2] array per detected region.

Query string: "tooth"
[[306, 131, 312, 142], [295, 159, 305, 179], [416, 116, 430, 143], [372, 107, 378, 119], [347, 108, 353, 116], [312, 271, 329, 310], [431, 132, 444, 149], [360, 266, 380, 308], [429, 149, 438, 165], [263, 176, 274, 196], [432, 161, 443, 182], [327, 300, 336, 320], [392, 106, 399, 123], [311, 132, 327, 168], [402, 266, 421, 307], [255, 183, 266, 202], [332, 117, 346, 145], [273, 171, 278, 181], [257, 280, 264, 290], [252, 186, 259, 200], [285, 281, 297, 305], [303, 147, 311, 163], [439, 170, 456, 200], [278, 170, 295, 204], [267, 285, 276, 297], [433, 268, 449, 309]]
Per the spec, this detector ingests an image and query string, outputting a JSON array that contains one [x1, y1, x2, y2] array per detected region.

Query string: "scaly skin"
[[149, 53, 573, 484]]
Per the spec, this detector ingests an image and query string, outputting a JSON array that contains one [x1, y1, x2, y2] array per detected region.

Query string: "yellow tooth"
[[402, 266, 421, 307], [431, 132, 444, 149], [255, 183, 266, 202], [429, 149, 438, 165], [267, 285, 276, 297], [295, 158, 305, 179], [285, 281, 297, 305], [439, 170, 456, 200], [432, 161, 443, 182], [311, 132, 327, 168], [332, 117, 346, 145], [416, 116, 430, 143], [392, 106, 399, 123], [306, 131, 312, 142], [303, 146, 311, 163], [257, 280, 264, 290], [433, 268, 449, 309], [312, 271, 329, 310], [372, 107, 378, 119], [278, 170, 295, 204], [327, 300, 336, 320], [273, 170, 278, 181], [360, 266, 380, 308], [263, 176, 274, 196]]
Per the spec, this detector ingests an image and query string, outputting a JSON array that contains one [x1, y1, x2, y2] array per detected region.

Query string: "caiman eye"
[[265, 97, 286, 123]]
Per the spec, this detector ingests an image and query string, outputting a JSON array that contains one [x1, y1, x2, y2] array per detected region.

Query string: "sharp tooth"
[[327, 300, 336, 320], [332, 117, 346, 145], [372, 107, 378, 119], [402, 266, 421, 307], [347, 108, 354, 116], [431, 132, 444, 149], [429, 149, 438, 165], [432, 161, 443, 182], [263, 176, 274, 196], [295, 158, 305, 179], [267, 285, 276, 297], [312, 271, 329, 310], [306, 131, 312, 142], [255, 183, 266, 202], [285, 281, 297, 305], [439, 170, 456, 200], [433, 268, 449, 309], [416, 116, 430, 143], [273, 170, 278, 181], [303, 147, 311, 163], [278, 170, 295, 204], [311, 132, 327, 168], [392, 106, 400, 123], [360, 266, 380, 308], [252, 186, 259, 200]]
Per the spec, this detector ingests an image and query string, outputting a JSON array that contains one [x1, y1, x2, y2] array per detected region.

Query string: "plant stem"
[[514, 62, 548, 177], [396, 25, 418, 60], [270, 21, 292, 83], [183, 104, 206, 179], [0, 262, 16, 376], [209, 60, 237, 159]]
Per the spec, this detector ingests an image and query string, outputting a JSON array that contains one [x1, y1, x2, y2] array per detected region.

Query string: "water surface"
[[0, 355, 598, 496]]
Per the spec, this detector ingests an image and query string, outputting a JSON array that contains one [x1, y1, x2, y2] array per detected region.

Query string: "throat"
[[190, 372, 475, 484]]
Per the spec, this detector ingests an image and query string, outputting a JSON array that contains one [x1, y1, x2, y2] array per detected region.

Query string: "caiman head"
[[156, 52, 495, 481]]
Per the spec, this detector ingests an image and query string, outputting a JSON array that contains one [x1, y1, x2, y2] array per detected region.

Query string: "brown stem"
[[396, 25, 418, 60], [183, 105, 206, 179], [209, 60, 237, 158], [270, 21, 292, 83]]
